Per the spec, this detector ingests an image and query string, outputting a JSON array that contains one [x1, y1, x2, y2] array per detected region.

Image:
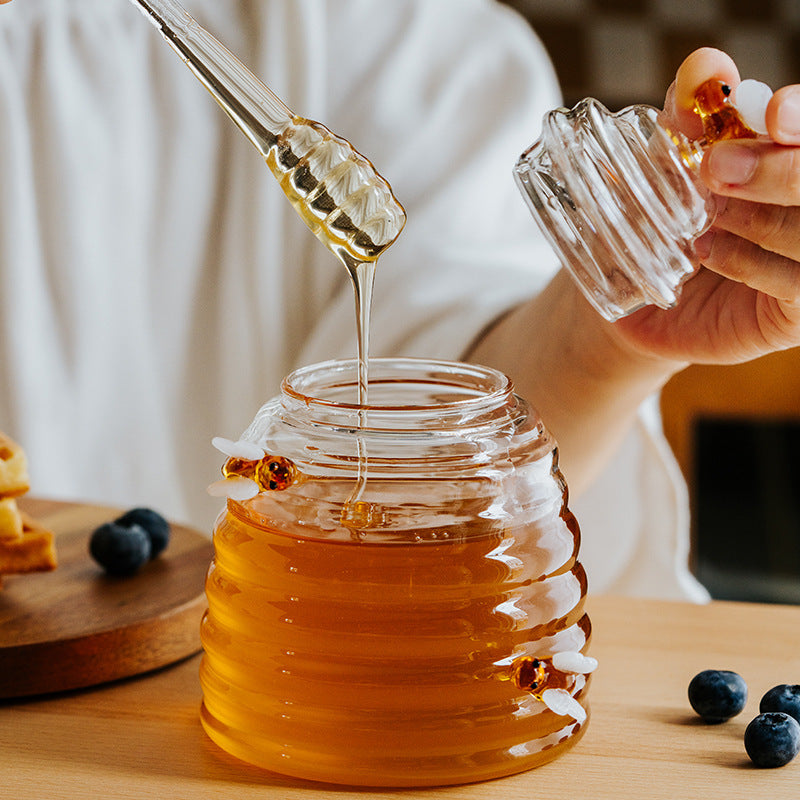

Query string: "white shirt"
[[0, 0, 707, 601]]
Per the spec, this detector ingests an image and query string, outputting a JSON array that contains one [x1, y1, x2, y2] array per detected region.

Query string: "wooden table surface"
[[3, 593, 800, 798]]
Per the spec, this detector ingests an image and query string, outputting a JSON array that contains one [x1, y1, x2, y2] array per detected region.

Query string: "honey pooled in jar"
[[339, 498, 387, 531], [693, 79, 759, 144]]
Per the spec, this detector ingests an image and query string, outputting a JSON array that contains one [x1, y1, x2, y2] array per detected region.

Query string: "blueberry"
[[760, 685, 800, 724], [89, 522, 152, 576], [114, 507, 170, 558], [744, 712, 800, 768], [688, 669, 748, 723]]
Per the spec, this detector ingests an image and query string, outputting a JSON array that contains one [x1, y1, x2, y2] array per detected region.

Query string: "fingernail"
[[707, 143, 759, 185], [693, 230, 715, 260], [776, 88, 800, 141]]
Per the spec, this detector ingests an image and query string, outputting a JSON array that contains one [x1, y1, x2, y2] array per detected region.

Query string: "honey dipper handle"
[[127, 0, 293, 155]]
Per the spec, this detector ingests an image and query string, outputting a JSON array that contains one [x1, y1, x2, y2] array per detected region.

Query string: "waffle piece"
[[0, 512, 57, 575], [0, 432, 30, 498], [0, 497, 24, 541], [0, 432, 58, 580]]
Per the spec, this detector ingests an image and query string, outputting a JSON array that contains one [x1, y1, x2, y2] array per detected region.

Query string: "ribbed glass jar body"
[[200, 358, 591, 786], [515, 99, 715, 321]]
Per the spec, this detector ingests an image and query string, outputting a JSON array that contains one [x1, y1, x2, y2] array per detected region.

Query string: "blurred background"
[[505, 0, 800, 604], [505, 0, 800, 108]]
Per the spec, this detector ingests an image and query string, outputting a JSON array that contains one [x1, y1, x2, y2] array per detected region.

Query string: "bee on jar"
[[510, 650, 598, 725], [207, 437, 299, 500]]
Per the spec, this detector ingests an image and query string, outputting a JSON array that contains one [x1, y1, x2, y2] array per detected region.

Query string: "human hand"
[[613, 48, 800, 366]]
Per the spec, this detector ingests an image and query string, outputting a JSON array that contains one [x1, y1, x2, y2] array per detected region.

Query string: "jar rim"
[[281, 357, 512, 414]]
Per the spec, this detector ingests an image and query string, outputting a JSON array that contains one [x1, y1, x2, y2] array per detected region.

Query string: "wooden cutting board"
[[0, 498, 214, 699]]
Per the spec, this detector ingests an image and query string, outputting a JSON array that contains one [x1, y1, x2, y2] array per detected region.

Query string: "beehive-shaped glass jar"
[[200, 358, 592, 787]]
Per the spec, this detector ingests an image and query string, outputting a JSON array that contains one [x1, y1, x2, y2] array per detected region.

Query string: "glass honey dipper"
[[128, 0, 406, 412], [127, 0, 406, 268]]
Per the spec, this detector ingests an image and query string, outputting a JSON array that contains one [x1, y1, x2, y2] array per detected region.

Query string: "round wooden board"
[[0, 498, 214, 699]]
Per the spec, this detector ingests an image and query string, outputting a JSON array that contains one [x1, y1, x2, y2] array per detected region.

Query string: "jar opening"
[[281, 358, 512, 414]]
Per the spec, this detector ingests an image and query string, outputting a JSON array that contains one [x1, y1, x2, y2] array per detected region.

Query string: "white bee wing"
[[212, 436, 265, 461], [732, 79, 772, 136], [207, 476, 260, 500], [541, 688, 587, 725], [552, 651, 598, 675]]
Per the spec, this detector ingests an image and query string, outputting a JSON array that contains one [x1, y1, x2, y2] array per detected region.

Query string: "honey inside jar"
[[201, 491, 590, 786]]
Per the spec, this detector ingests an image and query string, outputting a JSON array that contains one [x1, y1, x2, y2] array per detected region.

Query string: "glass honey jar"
[[200, 357, 593, 787]]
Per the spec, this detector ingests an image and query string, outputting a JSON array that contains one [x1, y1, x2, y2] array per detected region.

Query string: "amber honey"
[[200, 492, 590, 786]]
